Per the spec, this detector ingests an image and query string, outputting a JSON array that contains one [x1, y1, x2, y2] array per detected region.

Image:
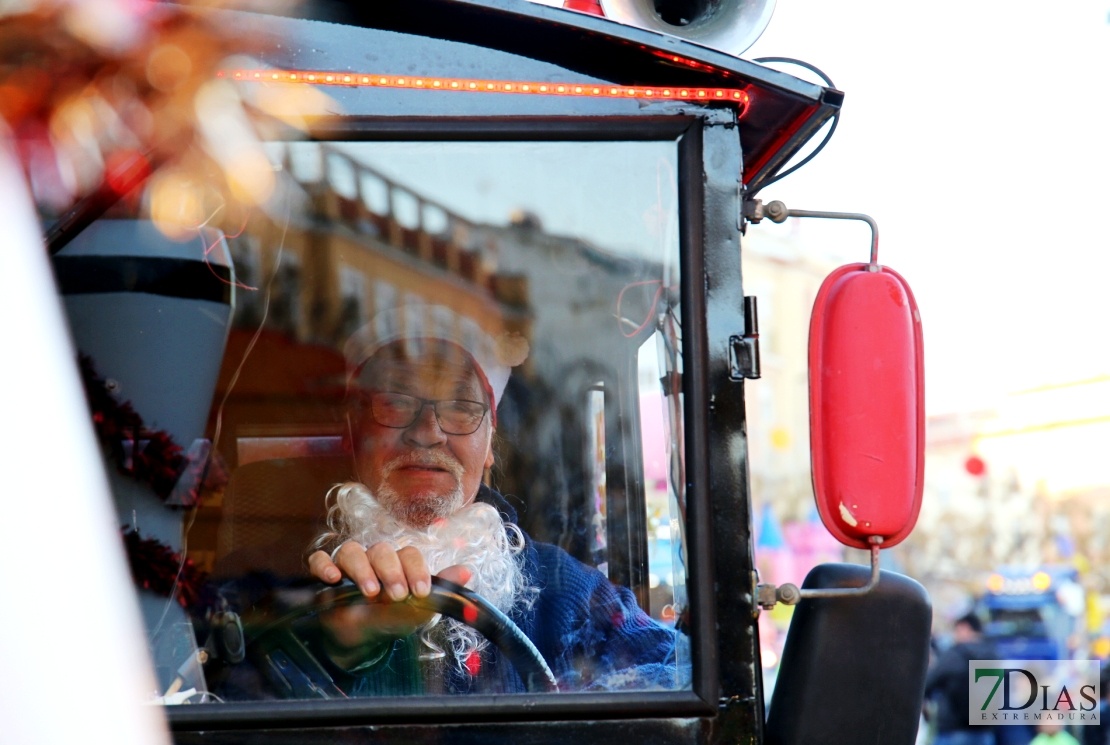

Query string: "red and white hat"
[[344, 303, 528, 425]]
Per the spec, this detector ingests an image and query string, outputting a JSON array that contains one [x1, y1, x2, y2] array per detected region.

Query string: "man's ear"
[[484, 427, 495, 470]]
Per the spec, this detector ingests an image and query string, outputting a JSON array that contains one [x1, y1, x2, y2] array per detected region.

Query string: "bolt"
[[765, 200, 789, 223], [776, 583, 802, 605]]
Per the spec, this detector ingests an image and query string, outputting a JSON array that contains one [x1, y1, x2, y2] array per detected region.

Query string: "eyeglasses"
[[354, 391, 489, 435]]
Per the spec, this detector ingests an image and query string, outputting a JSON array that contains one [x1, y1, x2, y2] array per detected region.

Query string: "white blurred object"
[[0, 139, 171, 743], [1057, 581, 1086, 618], [153, 688, 199, 706], [599, 0, 776, 56]]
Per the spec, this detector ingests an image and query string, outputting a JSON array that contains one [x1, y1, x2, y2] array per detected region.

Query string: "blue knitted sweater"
[[339, 485, 685, 695], [219, 485, 687, 697]]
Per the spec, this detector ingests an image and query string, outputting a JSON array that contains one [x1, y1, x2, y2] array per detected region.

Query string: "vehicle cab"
[[979, 566, 1087, 661], [8, 1, 932, 742]]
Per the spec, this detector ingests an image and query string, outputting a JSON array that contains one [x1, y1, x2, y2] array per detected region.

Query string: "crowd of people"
[[922, 614, 1110, 745]]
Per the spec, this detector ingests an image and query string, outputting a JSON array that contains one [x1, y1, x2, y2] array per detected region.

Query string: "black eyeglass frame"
[[352, 390, 490, 435]]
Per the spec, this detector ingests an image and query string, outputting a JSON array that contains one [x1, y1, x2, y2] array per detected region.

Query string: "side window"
[[55, 139, 688, 704], [640, 331, 687, 627]]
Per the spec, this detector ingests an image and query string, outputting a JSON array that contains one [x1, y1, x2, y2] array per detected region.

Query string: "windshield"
[[51, 138, 690, 703], [986, 608, 1052, 638]]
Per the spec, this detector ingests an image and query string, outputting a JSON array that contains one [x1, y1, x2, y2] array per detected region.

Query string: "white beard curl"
[[317, 481, 536, 674]]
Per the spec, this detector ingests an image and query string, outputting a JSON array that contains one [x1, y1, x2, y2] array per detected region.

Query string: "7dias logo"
[[970, 660, 1101, 726]]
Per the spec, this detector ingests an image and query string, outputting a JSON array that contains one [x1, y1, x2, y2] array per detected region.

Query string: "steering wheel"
[[247, 575, 558, 696]]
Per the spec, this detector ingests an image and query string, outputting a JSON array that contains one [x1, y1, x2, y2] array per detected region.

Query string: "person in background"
[[1079, 664, 1110, 745], [1031, 720, 1081, 745], [924, 612, 997, 745]]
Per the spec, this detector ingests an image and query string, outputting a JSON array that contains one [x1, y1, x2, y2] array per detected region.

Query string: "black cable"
[[754, 56, 836, 88], [750, 56, 840, 193]]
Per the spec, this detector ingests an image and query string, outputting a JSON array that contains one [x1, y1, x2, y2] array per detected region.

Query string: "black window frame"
[[166, 112, 742, 734]]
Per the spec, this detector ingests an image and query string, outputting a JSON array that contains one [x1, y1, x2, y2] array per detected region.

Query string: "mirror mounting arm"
[[744, 198, 880, 265], [755, 537, 883, 611]]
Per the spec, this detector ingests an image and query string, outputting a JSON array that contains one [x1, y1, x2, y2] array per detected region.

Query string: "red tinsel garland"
[[79, 354, 188, 500], [79, 355, 223, 611], [121, 527, 216, 611]]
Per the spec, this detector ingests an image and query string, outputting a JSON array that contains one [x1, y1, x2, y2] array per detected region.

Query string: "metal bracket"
[[743, 198, 881, 265], [728, 296, 760, 380], [756, 581, 801, 611], [755, 537, 883, 611]]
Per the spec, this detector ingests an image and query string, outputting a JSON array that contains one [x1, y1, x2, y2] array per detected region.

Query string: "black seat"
[[764, 563, 932, 745]]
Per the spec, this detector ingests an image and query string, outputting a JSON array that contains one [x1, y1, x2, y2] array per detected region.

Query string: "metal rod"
[[759, 200, 879, 265], [783, 208, 879, 265], [797, 540, 882, 599]]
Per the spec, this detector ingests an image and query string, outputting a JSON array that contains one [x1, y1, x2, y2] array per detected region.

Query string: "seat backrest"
[[214, 455, 354, 581], [764, 563, 932, 745]]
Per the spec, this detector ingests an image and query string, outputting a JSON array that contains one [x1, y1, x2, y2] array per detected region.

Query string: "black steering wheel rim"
[[252, 575, 558, 694]]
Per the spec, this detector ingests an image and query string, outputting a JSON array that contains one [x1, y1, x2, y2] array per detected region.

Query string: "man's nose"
[[403, 402, 448, 446]]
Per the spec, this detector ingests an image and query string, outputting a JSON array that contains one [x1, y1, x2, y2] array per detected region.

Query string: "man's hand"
[[306, 542, 472, 667]]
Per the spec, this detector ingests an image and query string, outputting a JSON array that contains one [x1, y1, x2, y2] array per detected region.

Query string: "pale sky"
[[326, 1, 1110, 416], [742, 0, 1110, 414]]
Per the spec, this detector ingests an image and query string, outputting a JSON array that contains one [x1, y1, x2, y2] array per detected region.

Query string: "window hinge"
[[729, 296, 760, 380]]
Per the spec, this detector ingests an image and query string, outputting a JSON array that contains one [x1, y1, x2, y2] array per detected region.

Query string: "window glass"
[[53, 139, 687, 703]]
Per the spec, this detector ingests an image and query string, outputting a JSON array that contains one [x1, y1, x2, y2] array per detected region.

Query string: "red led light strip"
[[219, 69, 749, 110]]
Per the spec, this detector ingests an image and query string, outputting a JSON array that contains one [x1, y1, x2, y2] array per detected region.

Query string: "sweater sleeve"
[[530, 542, 687, 691]]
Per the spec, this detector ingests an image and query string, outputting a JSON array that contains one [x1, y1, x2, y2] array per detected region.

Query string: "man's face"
[[953, 621, 977, 643], [348, 341, 495, 528]]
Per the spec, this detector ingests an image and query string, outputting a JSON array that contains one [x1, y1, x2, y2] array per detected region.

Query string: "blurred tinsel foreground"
[[0, 0, 320, 241]]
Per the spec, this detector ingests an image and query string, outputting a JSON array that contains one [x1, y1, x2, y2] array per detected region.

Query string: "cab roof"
[[263, 0, 843, 193]]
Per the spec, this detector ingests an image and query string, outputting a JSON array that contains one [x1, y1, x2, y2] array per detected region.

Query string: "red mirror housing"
[[808, 263, 924, 550]]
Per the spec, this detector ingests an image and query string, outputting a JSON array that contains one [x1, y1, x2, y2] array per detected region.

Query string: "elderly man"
[[301, 304, 682, 695]]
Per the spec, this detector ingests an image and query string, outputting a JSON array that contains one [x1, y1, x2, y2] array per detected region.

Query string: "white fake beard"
[[370, 450, 466, 528], [321, 481, 535, 673]]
